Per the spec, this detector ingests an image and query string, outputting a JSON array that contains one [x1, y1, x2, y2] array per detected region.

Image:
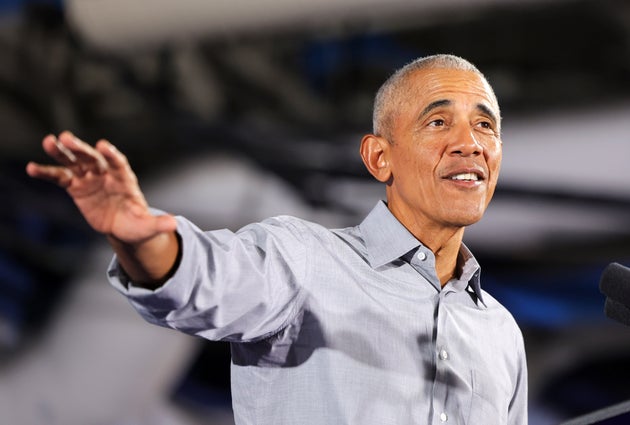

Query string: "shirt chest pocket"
[[467, 368, 512, 424]]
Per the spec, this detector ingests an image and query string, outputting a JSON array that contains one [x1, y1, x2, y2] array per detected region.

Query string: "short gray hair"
[[372, 54, 499, 139]]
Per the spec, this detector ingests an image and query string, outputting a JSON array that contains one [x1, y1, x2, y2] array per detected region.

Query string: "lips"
[[442, 167, 486, 182], [449, 172, 479, 181]]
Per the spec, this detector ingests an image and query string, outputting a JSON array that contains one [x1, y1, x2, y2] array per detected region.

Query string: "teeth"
[[450, 173, 479, 181]]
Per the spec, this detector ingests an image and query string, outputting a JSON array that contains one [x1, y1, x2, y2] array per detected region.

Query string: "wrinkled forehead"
[[402, 68, 500, 117]]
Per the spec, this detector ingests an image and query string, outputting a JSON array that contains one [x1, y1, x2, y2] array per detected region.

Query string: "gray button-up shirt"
[[109, 201, 527, 425]]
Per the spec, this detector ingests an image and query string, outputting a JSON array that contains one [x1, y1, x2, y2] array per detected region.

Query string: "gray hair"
[[372, 54, 499, 139]]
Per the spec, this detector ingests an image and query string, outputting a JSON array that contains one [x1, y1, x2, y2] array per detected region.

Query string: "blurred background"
[[2, 0, 630, 423]]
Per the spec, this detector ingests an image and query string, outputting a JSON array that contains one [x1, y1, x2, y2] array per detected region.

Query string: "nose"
[[449, 125, 482, 157]]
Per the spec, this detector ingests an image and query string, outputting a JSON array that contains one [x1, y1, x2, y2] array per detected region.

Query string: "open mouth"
[[448, 173, 483, 182], [444, 167, 486, 182]]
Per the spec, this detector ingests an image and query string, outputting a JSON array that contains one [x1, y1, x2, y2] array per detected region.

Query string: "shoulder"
[[254, 215, 358, 241], [229, 215, 344, 248], [248, 216, 367, 261], [256, 215, 332, 236], [480, 290, 525, 345]]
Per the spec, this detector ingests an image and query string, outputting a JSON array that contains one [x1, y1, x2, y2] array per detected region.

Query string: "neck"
[[431, 231, 463, 287], [413, 226, 463, 287], [390, 207, 465, 287]]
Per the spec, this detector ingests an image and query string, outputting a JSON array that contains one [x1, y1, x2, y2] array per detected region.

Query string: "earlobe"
[[360, 134, 391, 183]]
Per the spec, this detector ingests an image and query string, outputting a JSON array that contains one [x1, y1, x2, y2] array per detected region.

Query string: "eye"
[[476, 120, 497, 133], [428, 119, 445, 127]]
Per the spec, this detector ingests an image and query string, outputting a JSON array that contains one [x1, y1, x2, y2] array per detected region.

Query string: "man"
[[27, 54, 527, 424]]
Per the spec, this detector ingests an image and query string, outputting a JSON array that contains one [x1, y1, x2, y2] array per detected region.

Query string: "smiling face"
[[362, 67, 502, 237]]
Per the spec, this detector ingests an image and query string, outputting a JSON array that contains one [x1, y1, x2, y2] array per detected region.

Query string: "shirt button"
[[416, 251, 427, 261], [440, 412, 448, 422], [439, 349, 449, 360]]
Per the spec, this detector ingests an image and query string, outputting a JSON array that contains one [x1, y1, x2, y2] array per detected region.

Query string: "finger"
[[96, 139, 126, 171], [26, 162, 74, 188], [95, 139, 138, 184], [57, 131, 108, 176], [42, 134, 78, 168]]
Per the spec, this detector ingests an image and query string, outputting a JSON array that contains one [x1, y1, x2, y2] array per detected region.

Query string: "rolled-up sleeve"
[[108, 214, 309, 343]]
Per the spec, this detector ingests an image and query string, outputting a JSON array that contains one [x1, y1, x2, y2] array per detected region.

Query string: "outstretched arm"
[[26, 131, 179, 289]]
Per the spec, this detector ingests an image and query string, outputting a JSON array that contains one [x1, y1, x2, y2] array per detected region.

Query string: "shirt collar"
[[359, 201, 423, 269], [457, 243, 486, 307], [359, 200, 486, 307]]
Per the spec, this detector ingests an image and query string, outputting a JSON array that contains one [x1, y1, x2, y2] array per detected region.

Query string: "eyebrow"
[[476, 103, 499, 127], [419, 99, 451, 119], [419, 98, 499, 127]]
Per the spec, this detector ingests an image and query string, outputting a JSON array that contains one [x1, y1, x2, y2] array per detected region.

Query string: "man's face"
[[384, 68, 502, 232]]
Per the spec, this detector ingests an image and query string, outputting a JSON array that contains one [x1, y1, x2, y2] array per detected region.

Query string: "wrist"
[[107, 231, 181, 289]]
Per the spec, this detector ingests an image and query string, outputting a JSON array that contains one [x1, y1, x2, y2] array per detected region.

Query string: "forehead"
[[402, 68, 498, 113]]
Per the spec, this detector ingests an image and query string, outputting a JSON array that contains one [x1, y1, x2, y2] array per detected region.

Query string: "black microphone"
[[604, 298, 630, 327], [599, 262, 630, 325], [561, 267, 630, 423]]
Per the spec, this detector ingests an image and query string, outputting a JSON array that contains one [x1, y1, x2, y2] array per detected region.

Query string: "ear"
[[360, 134, 392, 183]]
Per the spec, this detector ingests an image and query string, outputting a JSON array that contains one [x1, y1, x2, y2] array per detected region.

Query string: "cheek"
[[409, 155, 436, 186], [396, 147, 425, 175], [391, 141, 440, 186], [491, 156, 502, 180], [485, 144, 502, 174]]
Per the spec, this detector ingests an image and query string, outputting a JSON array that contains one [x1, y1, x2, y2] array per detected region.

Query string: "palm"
[[67, 170, 148, 242], [27, 133, 175, 244]]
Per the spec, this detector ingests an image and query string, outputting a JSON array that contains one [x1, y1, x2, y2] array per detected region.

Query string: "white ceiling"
[[65, 0, 562, 51]]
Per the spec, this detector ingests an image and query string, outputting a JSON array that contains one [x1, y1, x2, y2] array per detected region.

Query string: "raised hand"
[[26, 132, 178, 285]]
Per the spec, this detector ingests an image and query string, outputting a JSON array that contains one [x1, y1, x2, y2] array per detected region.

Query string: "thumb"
[[153, 214, 178, 234]]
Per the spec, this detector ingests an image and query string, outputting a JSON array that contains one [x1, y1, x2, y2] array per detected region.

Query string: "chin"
[[447, 210, 486, 227], [450, 200, 489, 225]]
